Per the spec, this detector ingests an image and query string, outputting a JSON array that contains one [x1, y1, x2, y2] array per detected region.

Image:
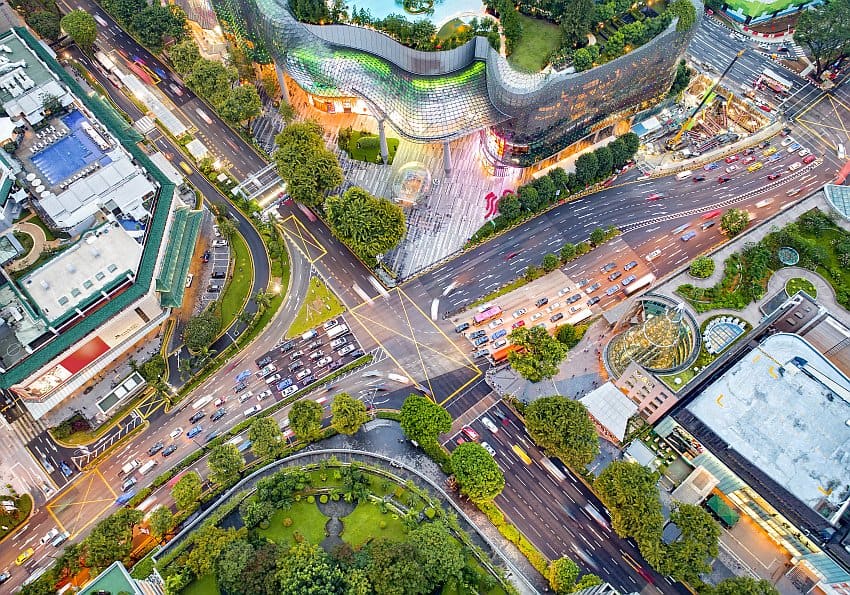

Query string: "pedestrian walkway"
[[5, 220, 61, 272]]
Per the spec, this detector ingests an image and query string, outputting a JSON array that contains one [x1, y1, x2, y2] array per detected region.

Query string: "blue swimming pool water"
[[30, 110, 106, 186], [352, 0, 484, 25]]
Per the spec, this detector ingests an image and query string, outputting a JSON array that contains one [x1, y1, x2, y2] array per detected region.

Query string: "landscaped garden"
[[286, 276, 346, 338], [785, 276, 817, 298], [677, 210, 850, 313], [507, 14, 562, 73], [158, 460, 509, 595], [338, 128, 399, 165]]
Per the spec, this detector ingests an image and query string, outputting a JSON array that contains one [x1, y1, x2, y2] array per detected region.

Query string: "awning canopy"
[[707, 495, 739, 527]]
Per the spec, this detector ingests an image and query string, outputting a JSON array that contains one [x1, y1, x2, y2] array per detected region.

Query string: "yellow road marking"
[[279, 215, 327, 263], [716, 394, 725, 407]]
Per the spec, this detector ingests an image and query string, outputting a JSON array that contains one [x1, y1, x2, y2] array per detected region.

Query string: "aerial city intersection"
[[0, 0, 847, 593]]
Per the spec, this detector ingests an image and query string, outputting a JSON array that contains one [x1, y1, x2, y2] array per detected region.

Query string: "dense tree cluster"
[[524, 396, 599, 469], [508, 325, 569, 382], [100, 0, 186, 51], [273, 121, 343, 208], [450, 442, 506, 502], [60, 11, 97, 51], [720, 208, 750, 237], [325, 187, 406, 265], [669, 59, 693, 96], [689, 256, 715, 279], [183, 307, 221, 353], [27, 10, 61, 40], [794, 0, 850, 78]]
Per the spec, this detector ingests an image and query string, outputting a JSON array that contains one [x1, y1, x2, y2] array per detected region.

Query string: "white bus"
[[839, 143, 846, 160], [675, 170, 693, 180], [755, 199, 774, 208], [196, 108, 213, 125], [191, 395, 212, 410], [326, 324, 349, 339]]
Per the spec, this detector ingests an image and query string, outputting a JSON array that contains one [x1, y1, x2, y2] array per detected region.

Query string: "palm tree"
[[178, 358, 193, 381], [253, 290, 272, 312]]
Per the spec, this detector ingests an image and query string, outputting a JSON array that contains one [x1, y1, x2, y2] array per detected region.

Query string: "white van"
[[121, 459, 141, 475], [675, 170, 693, 180], [138, 460, 157, 475]]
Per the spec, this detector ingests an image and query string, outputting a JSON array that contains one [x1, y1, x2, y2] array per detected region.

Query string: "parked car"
[[330, 337, 348, 348], [608, 271, 622, 281], [316, 356, 333, 367], [295, 368, 312, 380], [535, 297, 549, 307], [309, 350, 324, 360], [473, 336, 489, 346], [257, 356, 272, 368], [257, 389, 273, 400], [480, 441, 497, 457], [585, 282, 602, 294], [566, 293, 582, 304], [265, 373, 282, 384], [512, 308, 527, 318], [487, 318, 504, 329], [461, 426, 480, 441], [323, 319, 338, 330], [290, 350, 304, 360], [491, 329, 507, 340], [550, 313, 564, 322], [600, 262, 617, 272], [338, 344, 356, 356], [587, 296, 601, 307], [455, 322, 470, 333], [511, 320, 525, 329], [624, 260, 638, 271], [622, 275, 637, 286]]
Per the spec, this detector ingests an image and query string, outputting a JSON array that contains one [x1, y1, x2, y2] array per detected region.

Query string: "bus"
[[760, 67, 793, 93], [566, 309, 593, 326], [490, 343, 523, 363], [675, 170, 693, 180], [94, 51, 117, 74], [195, 108, 213, 125], [512, 444, 532, 465], [702, 209, 722, 220], [473, 305, 502, 325], [671, 223, 690, 235], [192, 395, 212, 410], [179, 161, 193, 175], [623, 273, 656, 296], [755, 199, 774, 208], [127, 60, 157, 86], [93, 14, 108, 27], [540, 457, 567, 481], [583, 503, 610, 529], [297, 202, 317, 222], [135, 496, 157, 513]]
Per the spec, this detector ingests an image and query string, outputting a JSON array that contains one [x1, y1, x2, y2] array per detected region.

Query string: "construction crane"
[[667, 49, 746, 150]]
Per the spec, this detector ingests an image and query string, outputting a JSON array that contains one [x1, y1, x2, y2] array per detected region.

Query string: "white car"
[[338, 344, 356, 356], [569, 305, 583, 314], [243, 405, 262, 417], [645, 248, 662, 261], [323, 319, 338, 330], [788, 162, 802, 171], [493, 338, 508, 348], [281, 384, 299, 397], [781, 136, 795, 147], [265, 373, 281, 384], [481, 416, 498, 433], [512, 308, 527, 319], [316, 356, 333, 367], [295, 368, 312, 380], [488, 318, 504, 329], [238, 391, 254, 402], [169, 427, 183, 439], [798, 148, 810, 157], [211, 239, 227, 247], [557, 286, 572, 297], [546, 302, 562, 313], [725, 164, 738, 173], [330, 337, 347, 348], [40, 528, 59, 545], [257, 390, 273, 400], [530, 312, 544, 321], [480, 441, 497, 457]]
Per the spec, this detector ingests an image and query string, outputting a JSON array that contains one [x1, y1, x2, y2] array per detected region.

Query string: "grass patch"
[[339, 129, 399, 165], [216, 231, 253, 330], [286, 276, 345, 338], [130, 548, 157, 579], [341, 501, 407, 547], [181, 573, 220, 595], [0, 494, 32, 540], [12, 230, 34, 259], [508, 14, 562, 73], [786, 277, 817, 298], [437, 17, 469, 40], [26, 210, 57, 241], [258, 501, 329, 546], [50, 394, 147, 445]]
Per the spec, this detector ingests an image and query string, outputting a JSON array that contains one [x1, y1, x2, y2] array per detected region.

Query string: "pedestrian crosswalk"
[[9, 414, 49, 444]]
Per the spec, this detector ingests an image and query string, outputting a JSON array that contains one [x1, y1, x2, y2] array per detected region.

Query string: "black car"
[[280, 341, 296, 353], [600, 261, 617, 273], [577, 278, 591, 288], [349, 350, 365, 358], [189, 410, 206, 424], [289, 361, 304, 373], [587, 296, 601, 307], [202, 251, 210, 263], [162, 444, 178, 457], [469, 329, 486, 339], [608, 271, 622, 281], [567, 293, 582, 304], [234, 382, 249, 393], [257, 356, 272, 367], [624, 260, 638, 271], [692, 175, 706, 182], [535, 297, 549, 307], [147, 441, 164, 456], [550, 313, 564, 323], [211, 271, 226, 279], [210, 408, 227, 422], [455, 322, 470, 333]]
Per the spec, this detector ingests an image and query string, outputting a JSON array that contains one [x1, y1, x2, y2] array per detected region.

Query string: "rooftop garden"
[[677, 209, 850, 313], [288, 0, 695, 71]]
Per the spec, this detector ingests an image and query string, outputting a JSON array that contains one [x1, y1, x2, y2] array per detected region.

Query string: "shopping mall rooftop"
[[686, 333, 850, 518]]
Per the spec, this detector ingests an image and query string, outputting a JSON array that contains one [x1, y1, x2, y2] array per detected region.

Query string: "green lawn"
[[343, 130, 399, 165], [217, 230, 253, 330], [182, 573, 220, 595], [286, 276, 345, 338], [508, 14, 562, 73], [437, 18, 468, 41], [341, 501, 407, 547], [785, 277, 817, 298], [258, 501, 329, 546], [12, 231, 34, 259], [26, 210, 57, 241]]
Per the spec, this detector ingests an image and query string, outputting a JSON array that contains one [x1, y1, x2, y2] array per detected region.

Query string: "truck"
[[138, 460, 157, 476], [301, 329, 318, 341], [326, 324, 349, 340], [191, 395, 212, 410], [120, 459, 141, 476]]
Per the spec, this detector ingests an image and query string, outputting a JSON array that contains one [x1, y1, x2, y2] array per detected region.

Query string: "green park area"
[[166, 462, 507, 595], [286, 276, 345, 338], [677, 210, 850, 313], [217, 231, 253, 329], [338, 128, 399, 165], [508, 14, 562, 73], [785, 276, 817, 298], [437, 17, 468, 41]]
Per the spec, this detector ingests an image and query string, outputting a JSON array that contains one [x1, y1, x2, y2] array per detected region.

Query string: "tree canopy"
[[720, 208, 750, 237], [183, 308, 221, 353], [169, 39, 201, 75], [27, 11, 61, 40], [450, 442, 506, 502], [324, 187, 406, 265], [407, 522, 466, 590], [129, 5, 186, 51], [171, 471, 203, 511], [289, 399, 324, 442], [367, 537, 428, 595], [661, 503, 721, 584], [548, 557, 580, 594], [794, 0, 850, 78], [701, 577, 779, 595], [525, 396, 599, 469], [399, 394, 452, 445], [208, 443, 244, 486], [60, 11, 97, 50], [273, 121, 343, 208], [249, 416, 282, 459], [219, 84, 262, 125], [148, 506, 174, 540], [331, 392, 370, 435], [508, 325, 568, 382], [81, 508, 142, 572], [278, 542, 349, 594]]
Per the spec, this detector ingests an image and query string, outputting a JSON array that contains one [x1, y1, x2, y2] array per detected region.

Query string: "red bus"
[[297, 203, 317, 222], [473, 306, 502, 325], [702, 209, 722, 220], [491, 343, 523, 363]]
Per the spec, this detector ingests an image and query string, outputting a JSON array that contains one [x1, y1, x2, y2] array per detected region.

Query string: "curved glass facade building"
[[225, 0, 700, 167]]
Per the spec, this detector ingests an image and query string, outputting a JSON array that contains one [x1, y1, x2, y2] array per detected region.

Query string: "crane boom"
[[667, 49, 746, 150]]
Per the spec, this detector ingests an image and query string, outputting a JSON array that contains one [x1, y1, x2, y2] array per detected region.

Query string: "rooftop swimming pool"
[[352, 0, 485, 24], [30, 111, 106, 186]]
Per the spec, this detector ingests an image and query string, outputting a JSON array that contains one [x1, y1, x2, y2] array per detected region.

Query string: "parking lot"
[[196, 227, 230, 310], [449, 237, 651, 364]]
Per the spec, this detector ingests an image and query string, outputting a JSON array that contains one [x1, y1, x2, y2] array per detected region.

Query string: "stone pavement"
[[5, 221, 54, 272]]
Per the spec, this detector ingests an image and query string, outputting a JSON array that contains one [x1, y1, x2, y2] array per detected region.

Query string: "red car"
[[512, 320, 525, 329], [725, 155, 740, 163], [717, 176, 731, 184], [742, 156, 756, 164], [803, 155, 816, 164], [767, 173, 781, 180], [461, 426, 480, 441], [646, 193, 665, 201]]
